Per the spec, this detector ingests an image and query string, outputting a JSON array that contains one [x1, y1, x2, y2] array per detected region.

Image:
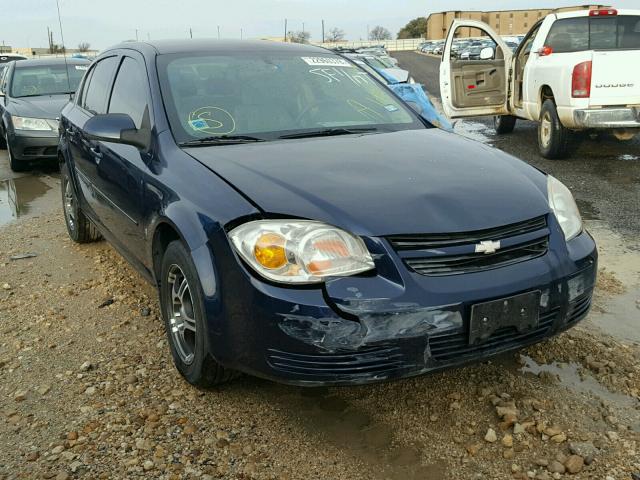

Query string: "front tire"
[[60, 162, 101, 243], [6, 134, 27, 172], [160, 240, 238, 387], [538, 99, 571, 159], [494, 115, 516, 134]]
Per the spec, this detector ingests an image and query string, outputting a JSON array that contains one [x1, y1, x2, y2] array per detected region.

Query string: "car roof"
[[105, 39, 330, 56], [13, 57, 90, 67]]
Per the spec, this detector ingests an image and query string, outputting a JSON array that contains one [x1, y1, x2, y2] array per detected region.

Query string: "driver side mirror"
[[84, 113, 148, 150], [479, 47, 495, 61]]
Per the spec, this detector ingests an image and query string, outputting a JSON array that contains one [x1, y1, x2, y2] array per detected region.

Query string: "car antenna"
[[55, 0, 72, 100]]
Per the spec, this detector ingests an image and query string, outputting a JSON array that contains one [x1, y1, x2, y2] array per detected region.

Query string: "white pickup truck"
[[440, 8, 640, 158]]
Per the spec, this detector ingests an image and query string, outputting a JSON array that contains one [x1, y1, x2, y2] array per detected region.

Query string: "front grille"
[[388, 216, 547, 250], [388, 216, 549, 276], [566, 292, 592, 325], [428, 308, 558, 363], [266, 345, 414, 377], [22, 146, 57, 157], [406, 237, 548, 276]]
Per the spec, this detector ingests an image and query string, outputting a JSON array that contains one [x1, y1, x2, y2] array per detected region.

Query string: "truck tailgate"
[[590, 50, 640, 106]]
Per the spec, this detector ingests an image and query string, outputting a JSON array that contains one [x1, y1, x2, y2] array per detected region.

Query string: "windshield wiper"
[[278, 127, 378, 140], [179, 135, 266, 147]]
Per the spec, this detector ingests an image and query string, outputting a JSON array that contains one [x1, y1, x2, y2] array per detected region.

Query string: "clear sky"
[[3, 0, 638, 50]]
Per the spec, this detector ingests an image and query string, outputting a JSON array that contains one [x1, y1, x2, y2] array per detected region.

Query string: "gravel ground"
[[1, 85, 640, 480]]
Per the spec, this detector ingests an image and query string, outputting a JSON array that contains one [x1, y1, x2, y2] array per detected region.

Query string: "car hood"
[[8, 95, 71, 119], [186, 129, 550, 236]]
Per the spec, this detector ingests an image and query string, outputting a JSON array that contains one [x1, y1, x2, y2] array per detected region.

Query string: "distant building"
[[426, 5, 610, 40]]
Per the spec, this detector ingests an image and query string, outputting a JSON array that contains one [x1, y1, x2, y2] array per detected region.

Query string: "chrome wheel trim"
[[63, 178, 76, 231], [167, 264, 197, 365], [540, 112, 552, 147]]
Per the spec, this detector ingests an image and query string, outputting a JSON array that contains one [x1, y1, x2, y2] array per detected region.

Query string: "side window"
[[79, 66, 95, 107], [108, 57, 149, 129], [544, 18, 588, 53], [82, 56, 118, 114]]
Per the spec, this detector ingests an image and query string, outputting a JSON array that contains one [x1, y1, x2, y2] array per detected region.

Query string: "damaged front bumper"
[[207, 225, 597, 386]]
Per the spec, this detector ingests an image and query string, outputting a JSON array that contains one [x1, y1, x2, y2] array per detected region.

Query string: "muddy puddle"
[[0, 174, 60, 226], [521, 356, 640, 431], [275, 387, 447, 480], [585, 220, 640, 344]]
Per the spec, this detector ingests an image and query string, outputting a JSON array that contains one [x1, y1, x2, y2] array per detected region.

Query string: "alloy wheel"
[[166, 264, 197, 365], [63, 178, 76, 231], [540, 112, 552, 147]]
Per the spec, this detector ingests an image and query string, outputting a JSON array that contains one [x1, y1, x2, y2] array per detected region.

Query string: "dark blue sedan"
[[58, 40, 597, 387]]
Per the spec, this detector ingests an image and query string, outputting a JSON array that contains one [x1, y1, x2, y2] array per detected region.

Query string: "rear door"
[[71, 55, 119, 222], [440, 20, 513, 118]]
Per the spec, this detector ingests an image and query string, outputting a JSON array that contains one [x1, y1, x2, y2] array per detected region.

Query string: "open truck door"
[[440, 20, 513, 119]]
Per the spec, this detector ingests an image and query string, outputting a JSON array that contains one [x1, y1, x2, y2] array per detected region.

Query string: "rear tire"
[[538, 99, 571, 159], [494, 115, 517, 134], [60, 162, 102, 243], [160, 240, 238, 387], [6, 134, 27, 172]]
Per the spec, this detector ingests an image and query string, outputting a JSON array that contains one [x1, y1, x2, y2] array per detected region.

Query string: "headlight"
[[547, 175, 582, 241], [228, 220, 375, 284], [12, 116, 57, 131]]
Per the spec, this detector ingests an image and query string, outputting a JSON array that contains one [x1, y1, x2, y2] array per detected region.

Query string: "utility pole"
[[217, 25, 220, 39], [147, 32, 151, 41], [322, 20, 325, 43], [135, 29, 139, 41], [284, 19, 287, 42], [240, 28, 243, 40], [189, 27, 193, 39], [302, 22, 305, 34]]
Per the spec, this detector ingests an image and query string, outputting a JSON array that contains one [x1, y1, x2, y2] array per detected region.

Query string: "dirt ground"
[[1, 166, 639, 479]]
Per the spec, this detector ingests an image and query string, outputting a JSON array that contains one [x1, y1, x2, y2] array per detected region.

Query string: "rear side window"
[[108, 57, 149, 129], [545, 15, 640, 52], [82, 56, 118, 114]]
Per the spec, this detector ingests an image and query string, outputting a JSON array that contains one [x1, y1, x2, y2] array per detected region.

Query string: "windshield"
[[10, 63, 88, 97], [157, 51, 422, 143]]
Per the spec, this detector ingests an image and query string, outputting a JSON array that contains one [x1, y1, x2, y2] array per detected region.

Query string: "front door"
[[440, 20, 513, 119], [90, 54, 152, 261]]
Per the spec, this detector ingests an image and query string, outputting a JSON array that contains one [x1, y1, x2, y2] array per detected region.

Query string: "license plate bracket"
[[469, 291, 541, 345]]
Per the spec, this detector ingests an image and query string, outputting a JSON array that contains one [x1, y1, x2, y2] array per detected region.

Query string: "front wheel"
[[538, 100, 571, 159], [494, 115, 516, 134], [60, 162, 102, 243], [6, 134, 27, 172], [160, 240, 238, 387]]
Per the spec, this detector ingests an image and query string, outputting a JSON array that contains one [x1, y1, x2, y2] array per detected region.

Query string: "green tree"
[[397, 17, 428, 39]]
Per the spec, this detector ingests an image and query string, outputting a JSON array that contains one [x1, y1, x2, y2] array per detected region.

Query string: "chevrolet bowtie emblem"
[[475, 240, 501, 254]]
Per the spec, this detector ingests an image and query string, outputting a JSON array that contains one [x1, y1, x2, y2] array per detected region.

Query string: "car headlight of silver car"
[[229, 220, 375, 284], [12, 115, 57, 131], [547, 175, 582, 241]]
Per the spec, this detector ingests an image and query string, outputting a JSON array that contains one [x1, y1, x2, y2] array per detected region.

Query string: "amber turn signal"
[[254, 232, 287, 269]]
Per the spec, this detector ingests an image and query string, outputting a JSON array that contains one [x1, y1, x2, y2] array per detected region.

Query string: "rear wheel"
[[60, 162, 102, 243], [494, 115, 517, 134], [538, 99, 571, 159], [160, 240, 238, 387]]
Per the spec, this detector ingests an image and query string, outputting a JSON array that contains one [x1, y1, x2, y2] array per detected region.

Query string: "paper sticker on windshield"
[[189, 119, 208, 130], [301, 57, 352, 67], [384, 104, 399, 112], [75, 65, 89, 71]]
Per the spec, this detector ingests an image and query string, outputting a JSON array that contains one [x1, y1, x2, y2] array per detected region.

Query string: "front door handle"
[[90, 146, 103, 161]]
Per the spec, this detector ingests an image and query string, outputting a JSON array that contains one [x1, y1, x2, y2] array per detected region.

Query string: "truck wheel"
[[494, 115, 516, 134], [61, 162, 102, 243], [538, 100, 570, 159], [160, 240, 239, 387]]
